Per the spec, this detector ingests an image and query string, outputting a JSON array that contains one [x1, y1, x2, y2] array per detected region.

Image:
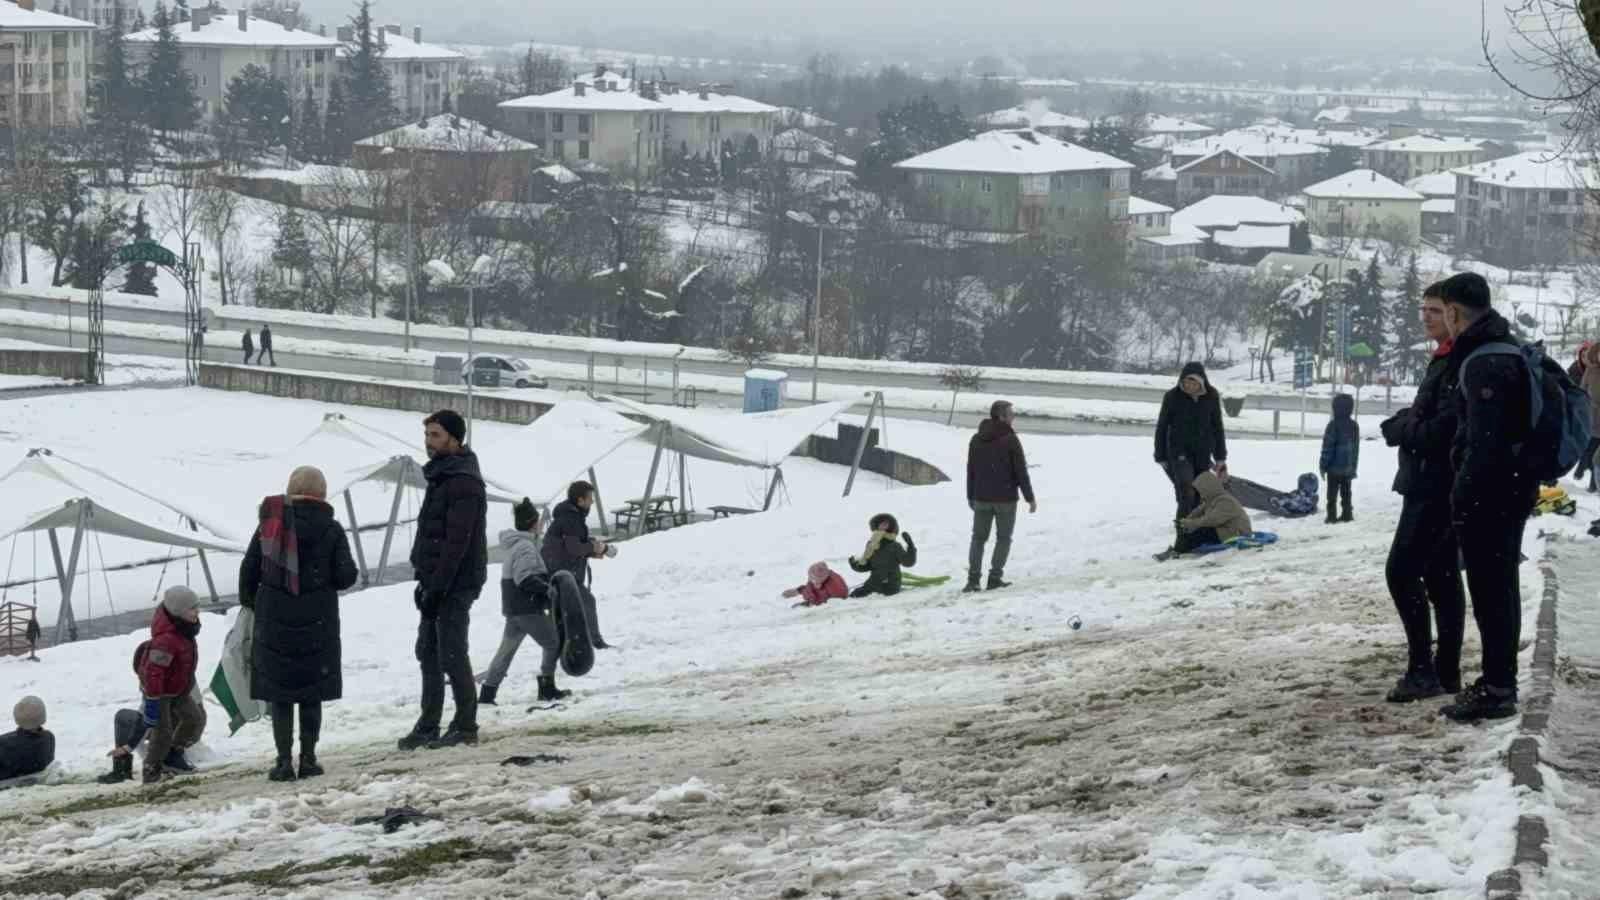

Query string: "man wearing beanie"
[[1154, 361, 1229, 521], [1436, 272, 1538, 723], [137, 586, 208, 783], [0, 696, 55, 784], [400, 409, 488, 750]]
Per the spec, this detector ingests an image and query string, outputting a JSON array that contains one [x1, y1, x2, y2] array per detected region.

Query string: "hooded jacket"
[[848, 529, 917, 597], [967, 418, 1035, 504], [499, 528, 551, 617], [0, 728, 54, 782], [1181, 472, 1253, 542], [541, 499, 596, 583], [1381, 342, 1459, 498], [410, 449, 489, 600], [1447, 310, 1534, 514], [1154, 363, 1228, 468], [139, 606, 200, 699], [1319, 393, 1361, 478]]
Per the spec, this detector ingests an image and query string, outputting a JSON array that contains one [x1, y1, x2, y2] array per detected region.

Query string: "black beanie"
[[427, 409, 467, 443], [513, 497, 538, 531], [1179, 361, 1208, 385]]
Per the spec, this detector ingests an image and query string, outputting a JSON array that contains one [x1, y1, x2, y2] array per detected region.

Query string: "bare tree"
[[198, 184, 248, 305], [938, 365, 985, 424], [154, 161, 206, 268], [302, 168, 373, 314]]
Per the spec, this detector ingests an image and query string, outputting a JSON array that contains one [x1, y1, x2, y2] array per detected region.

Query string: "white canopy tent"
[[0, 448, 246, 644], [485, 400, 648, 526]]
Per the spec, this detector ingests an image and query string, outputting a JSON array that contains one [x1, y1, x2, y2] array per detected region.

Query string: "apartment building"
[[1453, 150, 1597, 267], [1302, 168, 1424, 241], [1363, 135, 1485, 181], [43, 0, 131, 29], [0, 0, 94, 128], [500, 79, 667, 178], [336, 24, 462, 121]]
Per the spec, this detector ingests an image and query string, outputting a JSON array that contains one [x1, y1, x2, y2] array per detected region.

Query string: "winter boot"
[[962, 574, 982, 593], [396, 726, 439, 751], [97, 755, 134, 784], [163, 749, 196, 774], [141, 769, 164, 786], [1339, 508, 1354, 523], [537, 675, 570, 702], [478, 684, 499, 707], [1440, 680, 1518, 722], [1385, 670, 1445, 703], [426, 727, 479, 750], [297, 751, 323, 780], [593, 638, 613, 650], [268, 757, 297, 782], [985, 573, 1011, 591]]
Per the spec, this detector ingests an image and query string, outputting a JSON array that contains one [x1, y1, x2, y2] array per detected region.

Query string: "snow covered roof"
[[337, 29, 463, 61], [1212, 223, 1291, 249], [603, 396, 861, 470], [1142, 162, 1177, 182], [1016, 78, 1079, 91], [1141, 231, 1205, 247], [472, 401, 645, 508], [1236, 123, 1381, 149], [0, 2, 93, 30], [1170, 131, 1327, 161], [500, 84, 668, 113], [979, 105, 1090, 132], [126, 14, 337, 47], [1315, 106, 1353, 124], [1113, 114, 1212, 135], [575, 68, 632, 91], [354, 115, 536, 152], [1128, 196, 1173, 216], [895, 129, 1134, 175], [777, 107, 838, 130], [280, 413, 523, 504], [1422, 198, 1456, 214], [774, 129, 856, 166], [1172, 195, 1304, 232], [1303, 169, 1424, 201], [654, 89, 778, 115], [1366, 136, 1483, 154], [1452, 150, 1599, 190], [537, 163, 581, 184], [1406, 171, 1458, 197], [1172, 148, 1276, 176]]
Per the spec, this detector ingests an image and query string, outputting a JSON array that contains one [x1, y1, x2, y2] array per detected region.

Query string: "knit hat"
[[162, 585, 201, 617], [807, 561, 830, 585], [427, 409, 467, 443], [513, 497, 539, 531], [1179, 361, 1208, 383], [13, 695, 45, 730]]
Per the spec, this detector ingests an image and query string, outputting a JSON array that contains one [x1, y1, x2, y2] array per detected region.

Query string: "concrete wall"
[[798, 422, 950, 487], [0, 347, 93, 381], [199, 363, 556, 424]]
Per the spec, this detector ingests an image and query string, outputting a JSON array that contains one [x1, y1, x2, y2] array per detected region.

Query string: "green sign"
[[1347, 342, 1376, 360], [115, 240, 180, 269]]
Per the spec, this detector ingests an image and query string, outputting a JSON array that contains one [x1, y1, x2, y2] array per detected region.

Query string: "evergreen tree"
[[173, 0, 189, 22], [322, 77, 349, 161], [65, 205, 128, 290], [222, 64, 292, 149], [338, 0, 398, 153], [1390, 251, 1428, 382], [1344, 254, 1386, 380], [131, 6, 147, 30], [1078, 118, 1144, 192], [1288, 222, 1312, 254], [294, 87, 325, 163], [121, 202, 159, 295], [89, 15, 149, 187], [856, 95, 972, 196], [1318, 144, 1361, 181], [271, 207, 313, 275], [143, 3, 202, 136]]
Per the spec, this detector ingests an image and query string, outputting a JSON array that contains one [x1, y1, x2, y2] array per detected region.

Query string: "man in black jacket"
[[1154, 362, 1229, 519], [1378, 282, 1466, 703], [541, 481, 611, 648], [965, 400, 1036, 592], [1437, 272, 1537, 723], [399, 409, 488, 750], [257, 325, 276, 366]]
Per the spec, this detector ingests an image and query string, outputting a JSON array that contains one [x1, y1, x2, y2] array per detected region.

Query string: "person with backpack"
[[1436, 272, 1591, 721], [1319, 393, 1360, 523]]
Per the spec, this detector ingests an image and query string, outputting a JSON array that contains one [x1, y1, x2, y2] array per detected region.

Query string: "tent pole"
[[52, 504, 88, 645], [677, 451, 687, 523], [374, 466, 408, 587], [763, 466, 785, 511], [343, 489, 371, 586], [843, 392, 883, 497], [188, 518, 220, 605], [638, 424, 668, 535], [588, 467, 608, 532]]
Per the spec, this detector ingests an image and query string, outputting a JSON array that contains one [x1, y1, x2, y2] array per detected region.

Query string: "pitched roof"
[[1173, 148, 1276, 176], [500, 85, 668, 113], [354, 115, 537, 152], [1422, 198, 1456, 214], [1212, 223, 1291, 249], [1452, 150, 1599, 190], [1170, 131, 1327, 161], [1129, 196, 1173, 216], [0, 2, 93, 30], [126, 13, 338, 47], [979, 105, 1090, 131], [1303, 169, 1424, 201], [1405, 171, 1458, 197], [337, 29, 463, 61], [1172, 195, 1304, 232], [894, 129, 1134, 175], [653, 89, 777, 115], [1366, 135, 1483, 154]]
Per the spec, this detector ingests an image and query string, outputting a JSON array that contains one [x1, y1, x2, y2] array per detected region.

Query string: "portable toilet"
[[743, 369, 788, 413], [433, 355, 464, 386]]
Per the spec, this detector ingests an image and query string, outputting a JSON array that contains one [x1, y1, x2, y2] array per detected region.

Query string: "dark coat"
[[259, 326, 273, 349], [239, 499, 359, 703], [1320, 394, 1361, 478], [848, 531, 917, 597], [0, 728, 54, 782], [967, 419, 1035, 504], [541, 499, 596, 584], [1447, 310, 1536, 519], [242, 331, 254, 352], [1154, 366, 1228, 469], [1381, 347, 1459, 498], [410, 450, 489, 600]]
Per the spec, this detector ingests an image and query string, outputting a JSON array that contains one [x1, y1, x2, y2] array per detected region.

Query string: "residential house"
[[1363, 135, 1485, 181], [1302, 168, 1424, 242], [1123, 113, 1213, 139], [653, 83, 779, 161], [1171, 194, 1304, 263], [1407, 171, 1457, 237], [352, 114, 539, 203], [893, 129, 1134, 237], [978, 102, 1089, 140], [0, 0, 93, 128], [774, 128, 854, 169], [126, 8, 337, 123], [1169, 148, 1276, 207], [1453, 150, 1598, 267], [337, 24, 463, 121], [1168, 131, 1327, 193], [43, 0, 130, 29], [499, 79, 667, 179], [1128, 196, 1202, 262]]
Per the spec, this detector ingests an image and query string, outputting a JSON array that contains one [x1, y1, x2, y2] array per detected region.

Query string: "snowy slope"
[[0, 401, 1558, 898]]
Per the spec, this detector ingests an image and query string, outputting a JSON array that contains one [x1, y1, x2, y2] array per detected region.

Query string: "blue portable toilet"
[[743, 369, 788, 413]]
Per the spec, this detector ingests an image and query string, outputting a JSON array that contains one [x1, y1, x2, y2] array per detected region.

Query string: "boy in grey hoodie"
[[479, 499, 587, 705]]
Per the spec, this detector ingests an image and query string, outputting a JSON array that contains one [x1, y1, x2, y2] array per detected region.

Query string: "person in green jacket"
[[849, 513, 922, 597]]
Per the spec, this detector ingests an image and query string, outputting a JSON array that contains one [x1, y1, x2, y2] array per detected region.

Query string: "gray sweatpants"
[[969, 501, 1018, 581], [483, 612, 561, 685]]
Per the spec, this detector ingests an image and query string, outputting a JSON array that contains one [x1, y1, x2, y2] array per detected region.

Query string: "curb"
[[1485, 547, 1561, 898]]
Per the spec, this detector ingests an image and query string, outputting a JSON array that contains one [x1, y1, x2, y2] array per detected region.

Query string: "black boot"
[[1385, 670, 1445, 703], [396, 726, 439, 751], [268, 756, 297, 782], [478, 684, 499, 706], [163, 749, 195, 774], [985, 572, 1011, 590], [537, 675, 570, 702], [426, 727, 479, 749], [97, 755, 134, 784], [298, 751, 323, 779]]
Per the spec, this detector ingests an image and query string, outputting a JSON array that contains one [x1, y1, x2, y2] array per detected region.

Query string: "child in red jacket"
[[137, 586, 208, 785], [781, 562, 848, 608]]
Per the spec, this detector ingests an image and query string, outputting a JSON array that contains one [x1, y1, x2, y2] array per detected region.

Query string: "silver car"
[[461, 355, 549, 389]]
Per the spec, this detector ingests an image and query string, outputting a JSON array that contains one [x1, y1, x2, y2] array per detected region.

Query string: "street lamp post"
[[425, 255, 492, 443], [787, 209, 841, 403]]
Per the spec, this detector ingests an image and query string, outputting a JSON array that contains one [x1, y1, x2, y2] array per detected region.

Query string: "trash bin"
[[1223, 396, 1246, 418], [743, 369, 788, 413], [434, 356, 463, 386]]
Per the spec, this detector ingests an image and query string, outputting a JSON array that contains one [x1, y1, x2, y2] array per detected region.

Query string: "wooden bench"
[[709, 505, 758, 519]]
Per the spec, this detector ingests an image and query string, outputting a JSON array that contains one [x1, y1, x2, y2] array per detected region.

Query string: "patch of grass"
[[39, 784, 198, 819], [520, 721, 675, 741], [0, 868, 150, 897], [367, 838, 515, 885], [201, 854, 374, 888]]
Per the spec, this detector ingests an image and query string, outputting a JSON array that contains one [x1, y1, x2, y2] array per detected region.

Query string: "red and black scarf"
[[258, 496, 300, 596]]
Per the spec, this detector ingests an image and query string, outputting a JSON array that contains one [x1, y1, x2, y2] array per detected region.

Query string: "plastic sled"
[[1227, 475, 1318, 518], [902, 574, 951, 589], [1191, 532, 1280, 555]]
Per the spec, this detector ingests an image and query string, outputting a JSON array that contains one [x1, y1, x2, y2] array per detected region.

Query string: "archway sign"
[[90, 239, 201, 385]]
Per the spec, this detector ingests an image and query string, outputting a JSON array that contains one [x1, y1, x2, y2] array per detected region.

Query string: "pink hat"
[[807, 561, 831, 585]]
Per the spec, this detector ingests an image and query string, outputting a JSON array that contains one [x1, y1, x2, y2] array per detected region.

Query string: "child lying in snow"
[[782, 562, 849, 607]]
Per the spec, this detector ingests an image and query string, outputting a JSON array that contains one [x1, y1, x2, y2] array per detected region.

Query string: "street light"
[[787, 209, 841, 403], [426, 255, 493, 443]]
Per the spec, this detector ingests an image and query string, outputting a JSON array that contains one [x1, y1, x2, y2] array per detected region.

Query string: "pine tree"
[[322, 77, 349, 161], [271, 207, 313, 274], [143, 3, 202, 136], [89, 15, 149, 187], [173, 0, 189, 22], [1344, 255, 1386, 382], [65, 205, 128, 290], [294, 87, 325, 163], [339, 0, 398, 153], [222, 64, 292, 149], [1390, 251, 1427, 383], [121, 202, 159, 295]]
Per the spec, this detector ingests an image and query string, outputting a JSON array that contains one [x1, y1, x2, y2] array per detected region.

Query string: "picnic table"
[[615, 495, 683, 533]]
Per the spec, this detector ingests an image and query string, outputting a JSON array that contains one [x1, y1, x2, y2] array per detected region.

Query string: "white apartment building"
[[126, 8, 338, 122], [1363, 135, 1486, 181], [1453, 150, 1597, 267], [500, 80, 667, 178], [43, 0, 131, 29], [653, 84, 778, 161], [1302, 168, 1424, 241], [336, 24, 463, 121], [0, 0, 94, 129]]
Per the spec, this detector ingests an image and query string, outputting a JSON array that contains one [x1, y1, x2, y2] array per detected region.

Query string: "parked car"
[[461, 355, 549, 389]]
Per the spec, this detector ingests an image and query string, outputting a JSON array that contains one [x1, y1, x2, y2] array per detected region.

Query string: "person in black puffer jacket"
[[398, 410, 488, 752], [239, 465, 359, 782], [541, 480, 611, 649], [1154, 361, 1229, 519], [1378, 282, 1466, 705]]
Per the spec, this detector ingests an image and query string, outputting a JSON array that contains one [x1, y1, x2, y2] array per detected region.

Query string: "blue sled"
[[1191, 532, 1280, 555]]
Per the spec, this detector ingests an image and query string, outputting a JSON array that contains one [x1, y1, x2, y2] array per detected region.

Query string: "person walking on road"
[[1436, 272, 1538, 723], [965, 400, 1035, 593], [1154, 362, 1229, 520], [241, 330, 254, 365], [398, 410, 488, 751], [239, 465, 359, 782], [1378, 282, 1466, 704], [256, 325, 276, 366]]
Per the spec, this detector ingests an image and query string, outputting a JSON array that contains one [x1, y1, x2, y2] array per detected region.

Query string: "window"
[[315, 50, 325, 62], [552, 139, 564, 159], [712, 115, 721, 133], [1526, 215, 1538, 226], [551, 113, 564, 133], [980, 177, 993, 193], [71, 33, 80, 47], [578, 114, 591, 134], [1550, 190, 1569, 205], [1490, 186, 1502, 200], [53, 63, 65, 80], [579, 140, 590, 160]]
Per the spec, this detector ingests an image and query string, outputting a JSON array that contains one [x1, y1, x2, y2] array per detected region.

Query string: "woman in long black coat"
[[239, 465, 359, 782]]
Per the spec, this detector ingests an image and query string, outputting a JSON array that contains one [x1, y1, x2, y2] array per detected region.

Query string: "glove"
[[901, 531, 914, 547], [142, 698, 161, 728]]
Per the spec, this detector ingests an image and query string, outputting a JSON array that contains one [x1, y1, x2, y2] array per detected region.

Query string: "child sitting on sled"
[[782, 562, 849, 607], [1159, 471, 1254, 560], [847, 514, 947, 596]]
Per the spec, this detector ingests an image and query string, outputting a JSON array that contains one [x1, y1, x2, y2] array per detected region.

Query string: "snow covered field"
[[0, 384, 1579, 897]]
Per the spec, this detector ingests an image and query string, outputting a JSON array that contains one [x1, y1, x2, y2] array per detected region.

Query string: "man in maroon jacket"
[[966, 401, 1037, 592]]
